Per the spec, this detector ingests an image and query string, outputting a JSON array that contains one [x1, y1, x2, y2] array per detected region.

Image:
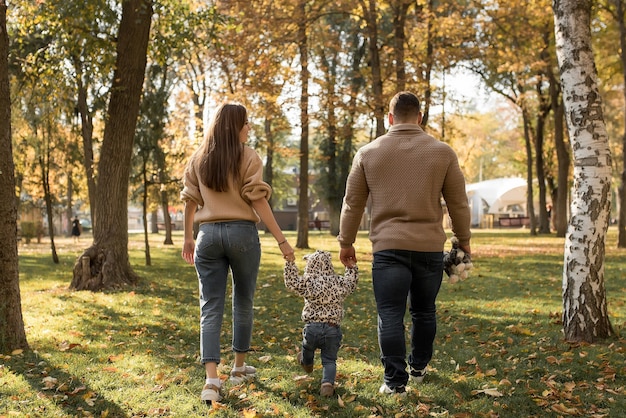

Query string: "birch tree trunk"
[[553, 0, 613, 342]]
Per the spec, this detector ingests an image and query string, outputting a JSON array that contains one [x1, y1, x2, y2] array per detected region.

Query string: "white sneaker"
[[409, 367, 427, 383], [229, 363, 256, 384], [201, 383, 222, 402], [379, 383, 407, 396]]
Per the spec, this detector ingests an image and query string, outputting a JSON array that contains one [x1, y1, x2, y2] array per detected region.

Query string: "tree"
[[357, 0, 386, 138], [0, 0, 29, 353], [553, 0, 614, 342], [70, 0, 153, 291], [601, 0, 626, 247]]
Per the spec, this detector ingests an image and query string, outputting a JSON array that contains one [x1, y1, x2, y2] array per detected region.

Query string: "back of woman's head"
[[199, 103, 247, 192]]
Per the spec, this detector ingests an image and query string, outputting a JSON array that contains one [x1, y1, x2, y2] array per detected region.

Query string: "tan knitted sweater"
[[180, 146, 272, 224], [338, 123, 471, 253]]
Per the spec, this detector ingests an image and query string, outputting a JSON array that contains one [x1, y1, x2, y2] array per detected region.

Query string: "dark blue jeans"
[[301, 322, 343, 384], [372, 250, 443, 388]]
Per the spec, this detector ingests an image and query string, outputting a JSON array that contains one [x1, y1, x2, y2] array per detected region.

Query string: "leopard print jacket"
[[284, 250, 358, 325]]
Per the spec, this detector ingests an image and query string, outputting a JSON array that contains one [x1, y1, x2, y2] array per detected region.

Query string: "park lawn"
[[1, 229, 625, 417]]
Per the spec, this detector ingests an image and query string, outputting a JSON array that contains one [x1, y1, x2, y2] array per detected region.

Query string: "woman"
[[180, 103, 295, 403]]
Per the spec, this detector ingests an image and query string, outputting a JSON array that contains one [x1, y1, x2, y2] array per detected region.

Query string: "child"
[[284, 250, 358, 397]]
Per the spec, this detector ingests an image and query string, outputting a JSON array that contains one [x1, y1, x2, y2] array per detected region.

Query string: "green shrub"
[[20, 221, 36, 243]]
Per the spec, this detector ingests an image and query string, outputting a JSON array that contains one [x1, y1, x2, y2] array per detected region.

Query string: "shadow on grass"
[[3, 350, 128, 417]]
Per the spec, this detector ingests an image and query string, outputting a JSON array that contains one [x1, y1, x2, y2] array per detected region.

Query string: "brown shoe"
[[320, 382, 334, 397], [297, 351, 313, 373]]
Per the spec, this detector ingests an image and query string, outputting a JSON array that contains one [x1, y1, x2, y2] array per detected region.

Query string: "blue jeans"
[[301, 322, 343, 384], [372, 250, 443, 388], [194, 221, 261, 364]]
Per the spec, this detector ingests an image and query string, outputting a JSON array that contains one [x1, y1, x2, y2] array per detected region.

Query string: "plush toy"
[[443, 237, 473, 284]]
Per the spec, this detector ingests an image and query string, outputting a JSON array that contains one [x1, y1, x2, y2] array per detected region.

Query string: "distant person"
[[284, 250, 358, 397], [314, 216, 322, 231], [71, 216, 81, 243], [337, 91, 471, 395], [180, 103, 295, 403]]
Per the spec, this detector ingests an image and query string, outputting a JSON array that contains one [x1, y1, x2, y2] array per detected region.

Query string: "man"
[[337, 91, 471, 394]]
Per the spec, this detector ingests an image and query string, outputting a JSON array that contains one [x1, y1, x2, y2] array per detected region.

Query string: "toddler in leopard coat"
[[284, 250, 358, 397]]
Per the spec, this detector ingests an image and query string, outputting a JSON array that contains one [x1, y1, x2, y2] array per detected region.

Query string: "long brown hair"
[[198, 103, 247, 192]]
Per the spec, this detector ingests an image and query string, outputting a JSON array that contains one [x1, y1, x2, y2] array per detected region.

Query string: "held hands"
[[340, 246, 357, 268], [279, 240, 295, 262]]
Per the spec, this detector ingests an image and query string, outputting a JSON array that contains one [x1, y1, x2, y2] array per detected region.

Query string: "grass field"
[[1, 228, 625, 417]]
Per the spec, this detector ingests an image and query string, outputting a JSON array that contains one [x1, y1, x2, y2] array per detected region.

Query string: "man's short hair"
[[389, 91, 421, 122]]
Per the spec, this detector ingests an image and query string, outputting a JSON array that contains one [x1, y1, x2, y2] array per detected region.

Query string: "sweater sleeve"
[[241, 148, 272, 203], [339, 266, 359, 297], [284, 261, 306, 296], [441, 152, 471, 247], [338, 152, 369, 247], [180, 155, 204, 206]]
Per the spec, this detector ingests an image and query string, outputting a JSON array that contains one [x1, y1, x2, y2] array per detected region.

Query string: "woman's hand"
[[279, 240, 295, 262], [181, 238, 195, 265]]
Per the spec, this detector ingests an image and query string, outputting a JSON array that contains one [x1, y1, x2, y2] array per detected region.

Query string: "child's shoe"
[[297, 351, 313, 373], [229, 363, 256, 384], [320, 382, 334, 397]]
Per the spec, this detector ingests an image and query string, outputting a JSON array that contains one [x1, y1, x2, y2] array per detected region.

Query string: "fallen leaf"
[[485, 368, 497, 376], [550, 403, 580, 415], [242, 409, 258, 418], [471, 388, 503, 397]]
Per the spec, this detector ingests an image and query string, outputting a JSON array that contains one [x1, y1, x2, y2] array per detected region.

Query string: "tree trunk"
[[65, 171, 73, 236], [264, 114, 275, 208], [296, 0, 310, 249], [553, 0, 613, 342], [534, 88, 551, 234], [549, 68, 569, 238], [616, 0, 626, 248], [71, 0, 153, 291], [392, 0, 411, 92], [41, 120, 59, 264], [522, 107, 537, 235], [142, 158, 151, 266], [73, 58, 97, 227], [360, 0, 385, 138], [0, 0, 29, 352], [421, 0, 435, 128]]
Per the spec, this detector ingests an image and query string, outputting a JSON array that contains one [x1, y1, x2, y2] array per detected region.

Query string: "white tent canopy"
[[465, 177, 527, 226]]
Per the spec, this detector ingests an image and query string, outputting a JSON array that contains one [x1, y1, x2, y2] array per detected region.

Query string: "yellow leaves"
[[83, 390, 98, 406], [242, 408, 259, 418], [506, 324, 534, 336], [59, 341, 82, 351], [471, 387, 504, 397], [107, 354, 124, 362], [337, 393, 356, 408], [550, 403, 581, 415], [42, 376, 58, 390]]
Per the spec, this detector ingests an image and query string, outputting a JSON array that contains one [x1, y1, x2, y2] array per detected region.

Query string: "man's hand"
[[340, 245, 357, 268]]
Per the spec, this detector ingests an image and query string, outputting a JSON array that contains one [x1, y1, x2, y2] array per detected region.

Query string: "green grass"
[[1, 228, 625, 417]]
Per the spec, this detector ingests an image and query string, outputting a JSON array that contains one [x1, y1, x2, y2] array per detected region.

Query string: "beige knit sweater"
[[180, 146, 272, 224], [338, 123, 471, 253]]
